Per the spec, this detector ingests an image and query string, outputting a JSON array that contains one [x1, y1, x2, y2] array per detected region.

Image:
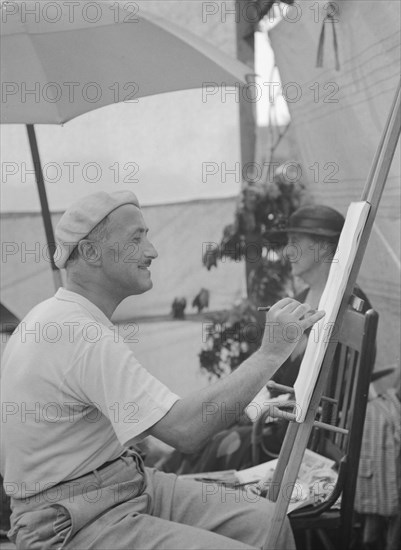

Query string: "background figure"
[[271, 204, 372, 393], [172, 297, 187, 319], [353, 371, 400, 550], [192, 288, 210, 313]]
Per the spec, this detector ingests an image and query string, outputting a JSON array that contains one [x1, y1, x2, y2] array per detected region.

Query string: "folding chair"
[[251, 307, 379, 550]]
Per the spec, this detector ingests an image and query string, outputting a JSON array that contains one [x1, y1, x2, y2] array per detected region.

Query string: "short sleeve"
[[75, 333, 180, 445]]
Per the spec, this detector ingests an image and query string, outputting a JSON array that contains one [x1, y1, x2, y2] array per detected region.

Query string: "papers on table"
[[179, 449, 339, 515]]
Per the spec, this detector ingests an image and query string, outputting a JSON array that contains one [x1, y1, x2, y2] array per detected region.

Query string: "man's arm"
[[141, 298, 324, 454]]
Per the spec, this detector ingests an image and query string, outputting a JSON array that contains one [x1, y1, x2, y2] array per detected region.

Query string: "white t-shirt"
[[0, 289, 180, 498]]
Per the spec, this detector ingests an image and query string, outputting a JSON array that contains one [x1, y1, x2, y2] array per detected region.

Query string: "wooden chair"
[[251, 307, 379, 550]]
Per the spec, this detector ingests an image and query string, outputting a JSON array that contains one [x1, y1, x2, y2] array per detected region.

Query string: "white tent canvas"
[[269, 0, 400, 386], [0, 0, 246, 323]]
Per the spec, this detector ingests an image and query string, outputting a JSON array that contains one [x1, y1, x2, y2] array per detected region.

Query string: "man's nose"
[[144, 240, 158, 260]]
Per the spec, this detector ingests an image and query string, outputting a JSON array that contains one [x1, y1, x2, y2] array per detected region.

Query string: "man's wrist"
[[248, 349, 281, 378]]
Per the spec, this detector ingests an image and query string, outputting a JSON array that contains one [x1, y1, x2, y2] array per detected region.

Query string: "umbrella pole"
[[26, 124, 63, 291]]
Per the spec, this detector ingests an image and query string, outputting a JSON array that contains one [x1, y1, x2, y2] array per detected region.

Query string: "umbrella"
[[0, 0, 251, 288]]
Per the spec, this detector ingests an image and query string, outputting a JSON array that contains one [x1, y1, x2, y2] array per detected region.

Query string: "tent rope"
[[316, 2, 340, 71]]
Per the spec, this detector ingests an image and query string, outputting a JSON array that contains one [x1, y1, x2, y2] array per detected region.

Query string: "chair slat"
[[254, 308, 379, 549]]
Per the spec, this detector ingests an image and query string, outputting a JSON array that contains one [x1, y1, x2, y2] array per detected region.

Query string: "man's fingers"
[[281, 300, 303, 314], [267, 299, 324, 331], [292, 302, 314, 318], [269, 297, 294, 312], [300, 309, 325, 330], [270, 299, 315, 317]]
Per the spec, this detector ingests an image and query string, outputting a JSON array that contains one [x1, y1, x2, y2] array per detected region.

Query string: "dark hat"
[[280, 204, 345, 238]]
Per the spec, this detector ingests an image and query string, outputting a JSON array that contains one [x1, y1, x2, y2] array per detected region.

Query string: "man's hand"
[[145, 298, 324, 454], [259, 298, 325, 366]]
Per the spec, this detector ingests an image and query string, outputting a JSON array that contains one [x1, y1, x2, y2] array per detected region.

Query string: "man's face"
[[99, 204, 158, 296], [286, 232, 320, 279]]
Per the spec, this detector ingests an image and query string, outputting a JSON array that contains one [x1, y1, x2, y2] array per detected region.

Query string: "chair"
[[251, 306, 379, 550]]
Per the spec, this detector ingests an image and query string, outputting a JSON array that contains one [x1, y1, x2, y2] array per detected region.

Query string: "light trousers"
[[9, 451, 295, 550]]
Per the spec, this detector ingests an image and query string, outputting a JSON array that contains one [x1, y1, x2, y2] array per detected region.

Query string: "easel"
[[264, 80, 401, 549]]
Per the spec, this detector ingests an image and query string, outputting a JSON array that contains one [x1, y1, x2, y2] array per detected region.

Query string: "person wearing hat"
[[270, 204, 373, 392], [283, 204, 346, 306], [1, 190, 326, 550]]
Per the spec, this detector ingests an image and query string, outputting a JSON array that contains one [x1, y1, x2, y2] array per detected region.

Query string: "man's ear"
[[77, 239, 103, 267]]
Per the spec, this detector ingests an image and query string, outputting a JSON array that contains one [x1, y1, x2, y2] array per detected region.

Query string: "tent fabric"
[[269, 0, 400, 384], [0, 197, 246, 321], [123, 320, 211, 397], [0, 92, 242, 213]]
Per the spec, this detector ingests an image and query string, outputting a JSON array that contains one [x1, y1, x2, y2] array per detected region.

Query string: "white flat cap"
[[54, 190, 140, 269]]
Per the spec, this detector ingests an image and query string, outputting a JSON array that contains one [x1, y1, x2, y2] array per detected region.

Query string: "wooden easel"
[[264, 80, 401, 549]]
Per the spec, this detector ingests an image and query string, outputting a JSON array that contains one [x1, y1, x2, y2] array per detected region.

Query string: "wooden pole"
[[26, 124, 63, 290]]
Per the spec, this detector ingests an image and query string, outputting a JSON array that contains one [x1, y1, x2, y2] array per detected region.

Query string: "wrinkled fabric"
[[355, 389, 401, 516], [9, 451, 295, 550]]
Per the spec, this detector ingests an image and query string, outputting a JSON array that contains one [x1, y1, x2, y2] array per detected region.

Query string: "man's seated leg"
[[146, 468, 296, 550], [10, 459, 294, 550], [67, 509, 260, 550]]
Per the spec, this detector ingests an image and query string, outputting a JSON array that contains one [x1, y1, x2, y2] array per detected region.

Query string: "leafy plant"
[[199, 165, 308, 377], [199, 299, 261, 380]]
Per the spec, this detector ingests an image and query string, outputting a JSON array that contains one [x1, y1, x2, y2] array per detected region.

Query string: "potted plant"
[[200, 163, 308, 378]]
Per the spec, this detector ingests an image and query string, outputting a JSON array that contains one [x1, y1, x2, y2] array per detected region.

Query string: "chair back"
[[290, 307, 379, 549], [251, 307, 379, 548]]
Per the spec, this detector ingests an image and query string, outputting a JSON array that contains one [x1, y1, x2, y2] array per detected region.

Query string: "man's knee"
[[239, 489, 275, 516]]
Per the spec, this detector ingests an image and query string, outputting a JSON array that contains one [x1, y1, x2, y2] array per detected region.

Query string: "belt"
[[63, 454, 127, 483], [95, 454, 127, 472], [94, 456, 121, 472]]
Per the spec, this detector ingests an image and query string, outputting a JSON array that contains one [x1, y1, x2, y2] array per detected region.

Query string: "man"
[[1, 190, 324, 549]]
